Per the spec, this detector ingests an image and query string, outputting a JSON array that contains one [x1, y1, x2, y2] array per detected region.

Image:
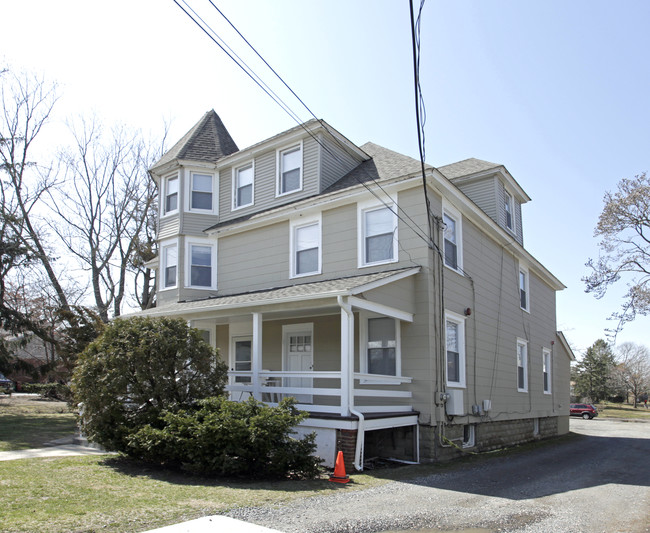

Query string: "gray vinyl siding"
[[158, 215, 180, 240], [217, 220, 290, 294], [182, 213, 219, 236], [454, 177, 498, 223], [319, 133, 363, 191], [441, 212, 559, 423], [515, 201, 524, 246], [216, 136, 321, 225]]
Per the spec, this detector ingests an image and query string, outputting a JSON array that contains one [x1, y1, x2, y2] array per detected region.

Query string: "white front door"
[[283, 324, 313, 404]]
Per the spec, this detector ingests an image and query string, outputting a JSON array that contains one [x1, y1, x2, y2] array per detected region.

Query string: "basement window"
[[462, 424, 475, 448]]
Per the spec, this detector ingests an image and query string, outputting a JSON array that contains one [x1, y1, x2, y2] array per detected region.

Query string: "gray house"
[[142, 110, 574, 469]]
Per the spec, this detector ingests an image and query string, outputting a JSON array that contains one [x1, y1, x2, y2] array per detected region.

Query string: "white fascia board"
[[215, 119, 368, 170], [428, 169, 565, 291], [348, 295, 414, 323], [450, 166, 531, 203], [556, 331, 577, 361], [349, 266, 420, 293], [206, 174, 417, 237]]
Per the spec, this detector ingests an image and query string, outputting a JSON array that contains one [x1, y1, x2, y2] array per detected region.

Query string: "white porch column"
[[252, 312, 263, 401], [339, 299, 354, 416]]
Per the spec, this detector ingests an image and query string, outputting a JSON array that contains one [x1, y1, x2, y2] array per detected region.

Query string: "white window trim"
[[445, 310, 467, 388], [276, 141, 303, 197], [542, 347, 552, 394], [290, 214, 322, 279], [519, 264, 530, 313], [232, 161, 255, 211], [185, 238, 217, 290], [185, 170, 219, 215], [229, 334, 253, 387], [161, 173, 180, 218], [357, 199, 399, 268], [504, 189, 515, 232], [159, 238, 179, 291], [442, 200, 463, 273], [359, 310, 402, 383], [517, 338, 529, 393]]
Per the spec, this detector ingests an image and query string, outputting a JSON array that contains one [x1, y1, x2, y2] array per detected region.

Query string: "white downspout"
[[338, 296, 365, 471]]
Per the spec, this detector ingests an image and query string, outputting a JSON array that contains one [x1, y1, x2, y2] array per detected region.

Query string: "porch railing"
[[225, 370, 413, 415]]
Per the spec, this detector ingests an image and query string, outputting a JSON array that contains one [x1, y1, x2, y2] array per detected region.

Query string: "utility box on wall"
[[446, 389, 465, 416]]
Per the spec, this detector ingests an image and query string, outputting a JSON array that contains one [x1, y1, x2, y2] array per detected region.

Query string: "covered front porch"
[[147, 267, 422, 468]]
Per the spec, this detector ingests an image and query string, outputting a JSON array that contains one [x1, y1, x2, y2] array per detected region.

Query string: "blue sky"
[[2, 0, 649, 355]]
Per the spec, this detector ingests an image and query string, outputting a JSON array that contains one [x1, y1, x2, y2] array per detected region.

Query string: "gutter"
[[338, 295, 365, 471]]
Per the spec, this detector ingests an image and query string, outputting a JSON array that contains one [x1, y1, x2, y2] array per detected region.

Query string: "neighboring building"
[[139, 110, 574, 469]]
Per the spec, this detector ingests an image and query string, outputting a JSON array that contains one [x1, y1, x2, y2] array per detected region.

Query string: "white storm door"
[[283, 324, 313, 404]]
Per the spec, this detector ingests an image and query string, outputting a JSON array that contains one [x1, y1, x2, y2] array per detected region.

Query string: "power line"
[[173, 0, 434, 249]]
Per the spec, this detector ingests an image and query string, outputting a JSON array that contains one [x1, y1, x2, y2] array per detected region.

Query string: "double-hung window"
[[442, 203, 462, 272], [445, 311, 466, 387], [186, 240, 216, 289], [542, 348, 552, 394], [164, 176, 179, 215], [366, 316, 398, 376], [360, 203, 398, 266], [504, 190, 514, 231], [519, 266, 529, 311], [190, 173, 214, 211], [517, 338, 528, 392], [291, 217, 321, 277], [233, 163, 254, 209], [161, 241, 177, 289], [278, 144, 302, 195]]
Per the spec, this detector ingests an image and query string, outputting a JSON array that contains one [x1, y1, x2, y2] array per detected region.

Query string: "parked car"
[[0, 373, 13, 394], [570, 403, 598, 419]]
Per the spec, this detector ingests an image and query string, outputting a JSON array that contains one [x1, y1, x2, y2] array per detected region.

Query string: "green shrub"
[[71, 316, 228, 452], [128, 396, 323, 479], [23, 383, 72, 401]]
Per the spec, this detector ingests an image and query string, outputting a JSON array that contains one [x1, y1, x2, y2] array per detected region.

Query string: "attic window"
[[504, 190, 514, 230], [278, 144, 302, 195]]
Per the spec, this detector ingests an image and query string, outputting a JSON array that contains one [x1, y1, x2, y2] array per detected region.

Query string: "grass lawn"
[[0, 395, 77, 451], [0, 394, 593, 533], [595, 402, 650, 420], [0, 455, 376, 533]]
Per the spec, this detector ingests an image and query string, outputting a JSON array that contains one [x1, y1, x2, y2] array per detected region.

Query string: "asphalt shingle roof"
[[135, 267, 419, 317], [324, 142, 432, 193], [437, 158, 502, 180], [151, 110, 239, 170]]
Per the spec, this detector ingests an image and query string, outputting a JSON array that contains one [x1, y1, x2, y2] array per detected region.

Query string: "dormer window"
[[504, 190, 514, 231], [190, 173, 214, 211], [164, 176, 178, 215], [233, 163, 254, 210], [277, 144, 302, 196]]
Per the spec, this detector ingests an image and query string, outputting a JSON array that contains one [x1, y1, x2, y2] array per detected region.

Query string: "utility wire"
[[174, 0, 435, 249], [205, 1, 434, 248]]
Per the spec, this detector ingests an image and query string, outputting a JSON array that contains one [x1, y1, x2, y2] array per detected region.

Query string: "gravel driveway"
[[227, 418, 650, 533]]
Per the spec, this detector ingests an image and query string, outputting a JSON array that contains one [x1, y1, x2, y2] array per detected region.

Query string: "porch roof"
[[136, 267, 420, 319]]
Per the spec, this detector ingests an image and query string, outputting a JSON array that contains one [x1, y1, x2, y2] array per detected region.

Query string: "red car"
[[570, 403, 598, 419]]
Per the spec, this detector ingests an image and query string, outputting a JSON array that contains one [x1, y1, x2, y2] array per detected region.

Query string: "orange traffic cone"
[[329, 451, 350, 483]]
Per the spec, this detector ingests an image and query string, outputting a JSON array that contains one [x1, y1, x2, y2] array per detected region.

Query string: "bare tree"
[[584, 172, 650, 339], [613, 342, 650, 407], [0, 69, 71, 313], [49, 117, 164, 321]]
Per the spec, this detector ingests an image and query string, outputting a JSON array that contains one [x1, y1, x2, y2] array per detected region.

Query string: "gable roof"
[[437, 158, 501, 180], [323, 142, 432, 193], [151, 110, 239, 171]]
